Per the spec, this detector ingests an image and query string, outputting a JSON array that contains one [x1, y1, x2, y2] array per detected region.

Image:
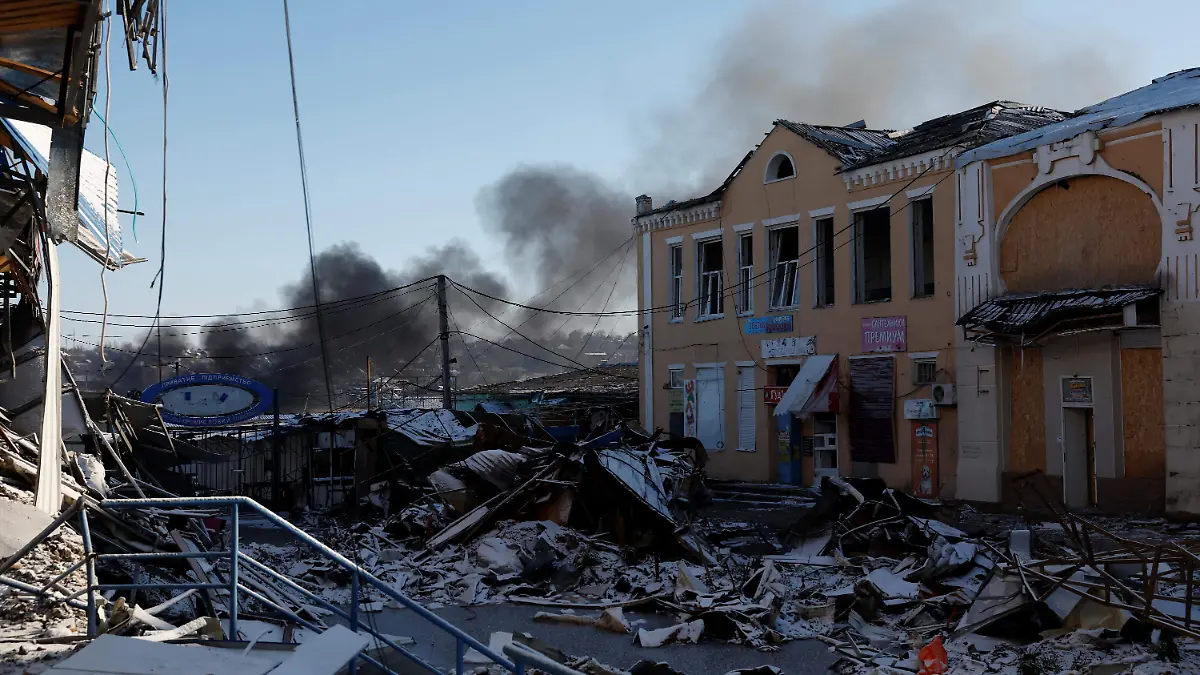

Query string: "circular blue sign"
[[140, 373, 274, 427]]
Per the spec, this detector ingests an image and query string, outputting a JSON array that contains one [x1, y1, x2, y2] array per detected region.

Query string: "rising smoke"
[[66, 1, 1138, 406]]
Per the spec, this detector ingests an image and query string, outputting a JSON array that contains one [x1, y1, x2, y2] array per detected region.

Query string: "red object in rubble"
[[918, 635, 948, 675], [203, 517, 225, 534]]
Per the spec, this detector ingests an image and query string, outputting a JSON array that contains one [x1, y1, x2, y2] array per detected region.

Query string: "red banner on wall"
[[763, 386, 787, 405], [911, 421, 938, 498]]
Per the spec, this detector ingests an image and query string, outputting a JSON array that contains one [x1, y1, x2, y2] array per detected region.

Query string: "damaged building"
[[954, 67, 1200, 516], [634, 103, 1066, 496]]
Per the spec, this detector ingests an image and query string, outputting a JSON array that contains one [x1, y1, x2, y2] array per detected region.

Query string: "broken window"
[[769, 226, 800, 308], [697, 238, 724, 318], [852, 207, 892, 304], [736, 233, 753, 314], [913, 358, 938, 386], [668, 367, 684, 389], [911, 198, 934, 297], [766, 153, 796, 181], [669, 244, 684, 320], [814, 217, 835, 307]]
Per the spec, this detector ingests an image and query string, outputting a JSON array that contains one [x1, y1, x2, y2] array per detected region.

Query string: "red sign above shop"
[[861, 316, 907, 353], [763, 386, 787, 405]]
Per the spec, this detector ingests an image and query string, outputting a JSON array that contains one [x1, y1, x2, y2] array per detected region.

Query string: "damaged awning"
[[773, 354, 836, 418], [956, 286, 1161, 343], [1, 118, 143, 268]]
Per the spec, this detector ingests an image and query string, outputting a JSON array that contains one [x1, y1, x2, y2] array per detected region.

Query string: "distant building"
[[635, 104, 1066, 492], [455, 364, 638, 432]]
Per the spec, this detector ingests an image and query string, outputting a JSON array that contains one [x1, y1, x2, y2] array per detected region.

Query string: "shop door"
[[812, 413, 839, 485], [1062, 407, 1095, 508], [695, 367, 726, 451]]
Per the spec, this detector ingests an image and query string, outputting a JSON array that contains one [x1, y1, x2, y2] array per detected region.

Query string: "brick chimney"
[[635, 194, 653, 216]]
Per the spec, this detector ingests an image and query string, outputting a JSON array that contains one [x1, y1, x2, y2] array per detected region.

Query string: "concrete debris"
[[634, 620, 704, 648]]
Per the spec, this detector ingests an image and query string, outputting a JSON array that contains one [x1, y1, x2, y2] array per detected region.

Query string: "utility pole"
[[437, 275, 452, 410], [366, 356, 372, 410]]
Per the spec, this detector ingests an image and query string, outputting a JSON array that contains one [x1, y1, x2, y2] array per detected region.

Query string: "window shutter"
[[737, 367, 755, 451]]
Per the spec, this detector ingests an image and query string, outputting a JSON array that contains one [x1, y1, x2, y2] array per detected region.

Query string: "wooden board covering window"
[[999, 176, 1160, 293], [849, 357, 895, 463], [1009, 346, 1046, 473], [1121, 347, 1165, 479]]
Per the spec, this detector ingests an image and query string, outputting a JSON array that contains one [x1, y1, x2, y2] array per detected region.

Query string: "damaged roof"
[[844, 101, 1068, 170], [462, 364, 638, 397], [958, 68, 1200, 166], [774, 120, 896, 166], [956, 286, 1161, 338]]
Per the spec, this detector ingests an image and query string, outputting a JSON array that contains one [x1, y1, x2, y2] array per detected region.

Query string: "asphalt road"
[[349, 602, 836, 675]]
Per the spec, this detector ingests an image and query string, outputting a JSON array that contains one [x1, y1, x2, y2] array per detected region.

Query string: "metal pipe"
[[79, 509, 96, 637], [96, 551, 227, 561], [349, 573, 359, 675], [229, 502, 239, 641], [95, 583, 228, 590], [237, 553, 348, 622], [0, 574, 88, 610], [102, 497, 516, 671], [37, 556, 88, 596]]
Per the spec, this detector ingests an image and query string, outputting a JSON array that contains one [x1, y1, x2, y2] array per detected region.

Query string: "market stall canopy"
[[2, 118, 142, 267], [956, 286, 1161, 343], [773, 354, 837, 418]]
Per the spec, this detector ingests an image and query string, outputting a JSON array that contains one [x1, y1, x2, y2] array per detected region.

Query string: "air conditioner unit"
[[931, 383, 957, 406]]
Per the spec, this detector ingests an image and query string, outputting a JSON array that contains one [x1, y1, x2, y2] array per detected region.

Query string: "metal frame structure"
[[92, 496, 524, 675], [0, 496, 536, 675]]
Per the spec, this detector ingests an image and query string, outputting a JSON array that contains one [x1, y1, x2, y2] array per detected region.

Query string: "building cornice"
[[841, 148, 959, 191], [632, 200, 722, 233]]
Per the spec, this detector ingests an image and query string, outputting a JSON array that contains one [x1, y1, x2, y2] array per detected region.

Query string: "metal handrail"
[[95, 496, 521, 675]]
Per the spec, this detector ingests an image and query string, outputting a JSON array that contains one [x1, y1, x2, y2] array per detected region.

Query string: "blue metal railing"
[[90, 496, 524, 675]]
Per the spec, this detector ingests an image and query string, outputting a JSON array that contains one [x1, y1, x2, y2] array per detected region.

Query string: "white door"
[[812, 413, 839, 483], [737, 367, 755, 451], [696, 367, 725, 451]]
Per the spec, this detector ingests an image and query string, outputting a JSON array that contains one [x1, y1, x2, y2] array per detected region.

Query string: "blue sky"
[[57, 0, 1200, 344]]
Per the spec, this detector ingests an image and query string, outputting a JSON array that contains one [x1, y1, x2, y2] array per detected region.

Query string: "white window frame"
[[668, 365, 685, 389], [850, 205, 892, 305], [736, 232, 754, 316], [811, 215, 835, 308], [910, 196, 934, 298], [696, 237, 725, 320], [764, 151, 797, 184], [668, 243, 684, 322], [767, 222, 801, 310]]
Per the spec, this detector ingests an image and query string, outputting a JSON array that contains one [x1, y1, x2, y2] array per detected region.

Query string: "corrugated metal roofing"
[[4, 118, 141, 268], [844, 101, 1067, 170], [956, 286, 1160, 337], [462, 364, 638, 397], [774, 120, 896, 166], [958, 68, 1200, 166]]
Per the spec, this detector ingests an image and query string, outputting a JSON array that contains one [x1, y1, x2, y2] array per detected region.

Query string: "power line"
[[70, 290, 435, 361], [574, 241, 633, 361], [451, 281, 636, 380], [454, 330, 633, 380], [62, 276, 437, 320], [447, 304, 488, 387], [282, 0, 333, 412], [61, 283, 435, 335], [462, 235, 635, 361], [454, 148, 961, 321], [107, 1, 168, 391]]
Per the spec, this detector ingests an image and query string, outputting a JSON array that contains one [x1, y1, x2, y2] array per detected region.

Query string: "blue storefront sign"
[[744, 314, 793, 334], [141, 373, 274, 427]]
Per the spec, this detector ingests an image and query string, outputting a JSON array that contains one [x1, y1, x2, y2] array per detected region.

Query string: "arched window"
[[765, 152, 796, 182]]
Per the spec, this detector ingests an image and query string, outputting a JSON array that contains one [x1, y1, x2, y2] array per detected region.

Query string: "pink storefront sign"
[[861, 316, 907, 353]]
